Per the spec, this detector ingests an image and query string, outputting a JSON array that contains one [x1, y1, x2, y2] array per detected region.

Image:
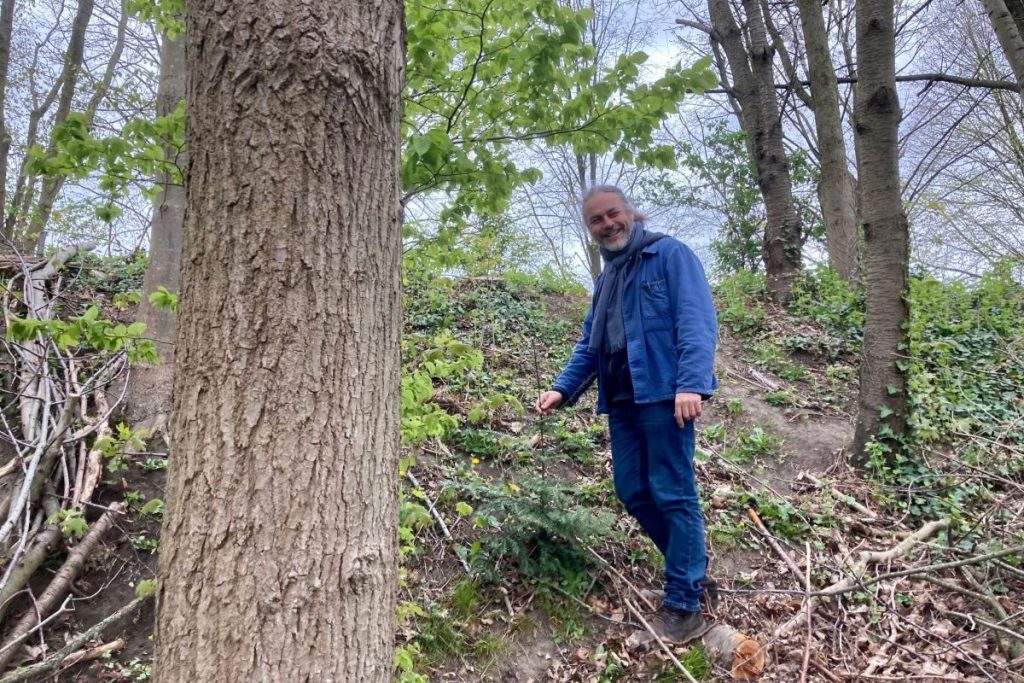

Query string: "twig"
[[747, 508, 804, 587], [584, 545, 656, 612], [810, 656, 846, 682], [406, 470, 470, 573], [852, 542, 1024, 592], [623, 597, 699, 683], [800, 540, 812, 683], [938, 608, 1024, 647], [59, 638, 124, 670], [797, 472, 877, 518], [775, 519, 948, 639], [0, 596, 147, 683]]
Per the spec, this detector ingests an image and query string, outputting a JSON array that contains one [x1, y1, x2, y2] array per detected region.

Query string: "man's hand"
[[536, 390, 564, 415], [674, 392, 702, 426]]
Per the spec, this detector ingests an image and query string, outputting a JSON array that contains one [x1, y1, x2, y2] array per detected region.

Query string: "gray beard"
[[600, 224, 634, 252]]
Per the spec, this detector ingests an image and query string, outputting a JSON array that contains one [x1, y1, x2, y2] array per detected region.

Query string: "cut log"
[[703, 623, 766, 680]]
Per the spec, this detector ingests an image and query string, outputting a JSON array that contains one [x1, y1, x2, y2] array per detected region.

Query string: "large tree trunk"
[[708, 0, 802, 301], [795, 0, 860, 282], [851, 0, 909, 466], [127, 31, 186, 437], [982, 0, 1024, 101], [154, 1, 405, 681]]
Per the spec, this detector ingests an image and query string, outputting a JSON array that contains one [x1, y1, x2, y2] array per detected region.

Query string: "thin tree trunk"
[[981, 0, 1024, 101], [1006, 0, 1024, 34], [0, 0, 15, 219], [851, 0, 910, 466], [708, 0, 802, 301], [17, 0, 95, 255], [128, 30, 185, 435], [154, 1, 405, 681], [796, 0, 860, 282]]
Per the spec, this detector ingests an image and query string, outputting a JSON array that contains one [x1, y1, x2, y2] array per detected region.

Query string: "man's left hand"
[[674, 392, 702, 427]]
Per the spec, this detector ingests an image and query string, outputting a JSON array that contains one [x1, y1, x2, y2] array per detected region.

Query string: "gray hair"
[[581, 184, 649, 223]]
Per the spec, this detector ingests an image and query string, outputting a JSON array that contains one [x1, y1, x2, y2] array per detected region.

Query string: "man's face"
[[584, 192, 634, 252]]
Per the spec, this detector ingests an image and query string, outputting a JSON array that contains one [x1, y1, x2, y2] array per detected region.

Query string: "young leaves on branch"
[[404, 0, 716, 222]]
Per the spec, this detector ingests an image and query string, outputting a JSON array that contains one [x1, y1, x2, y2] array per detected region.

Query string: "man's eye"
[[608, 210, 619, 217]]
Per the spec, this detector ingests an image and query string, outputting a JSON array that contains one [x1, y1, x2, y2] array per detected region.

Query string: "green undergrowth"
[[714, 263, 1024, 534]]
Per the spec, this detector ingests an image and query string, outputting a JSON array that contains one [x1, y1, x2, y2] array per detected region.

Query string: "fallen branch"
[[797, 472, 877, 518], [406, 470, 470, 573], [800, 540, 812, 683], [0, 595, 146, 683], [774, 519, 948, 640], [747, 508, 804, 587], [60, 638, 125, 670], [0, 504, 122, 672], [585, 545, 656, 612]]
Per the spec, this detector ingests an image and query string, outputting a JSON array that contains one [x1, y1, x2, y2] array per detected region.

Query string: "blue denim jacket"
[[552, 237, 718, 414]]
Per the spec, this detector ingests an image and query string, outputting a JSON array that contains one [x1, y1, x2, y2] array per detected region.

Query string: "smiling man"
[[536, 184, 718, 644]]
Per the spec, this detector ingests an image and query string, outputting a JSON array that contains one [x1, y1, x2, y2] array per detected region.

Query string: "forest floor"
[[38, 275, 1021, 682]]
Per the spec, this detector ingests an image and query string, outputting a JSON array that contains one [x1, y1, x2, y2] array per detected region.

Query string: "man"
[[535, 185, 718, 644]]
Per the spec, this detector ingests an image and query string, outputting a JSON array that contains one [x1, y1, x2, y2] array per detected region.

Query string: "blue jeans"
[[609, 400, 707, 612]]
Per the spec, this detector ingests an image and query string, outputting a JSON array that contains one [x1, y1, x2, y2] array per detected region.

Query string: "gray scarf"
[[588, 223, 665, 354]]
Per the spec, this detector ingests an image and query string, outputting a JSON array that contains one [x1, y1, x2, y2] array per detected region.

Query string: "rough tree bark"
[[707, 0, 802, 301], [154, 1, 405, 681], [127, 31, 186, 437], [851, 0, 910, 465], [795, 0, 861, 282], [981, 0, 1024, 101]]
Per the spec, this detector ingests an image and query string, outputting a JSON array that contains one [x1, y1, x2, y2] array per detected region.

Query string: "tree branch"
[[698, 72, 1021, 94]]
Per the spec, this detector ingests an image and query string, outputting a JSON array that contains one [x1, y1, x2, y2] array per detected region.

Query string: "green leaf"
[[135, 579, 158, 598], [141, 498, 165, 515]]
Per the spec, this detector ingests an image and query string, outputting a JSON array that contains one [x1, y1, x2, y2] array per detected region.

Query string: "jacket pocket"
[[641, 278, 671, 330]]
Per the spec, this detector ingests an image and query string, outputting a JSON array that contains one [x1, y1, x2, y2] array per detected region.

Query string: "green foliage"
[[404, 0, 715, 224], [148, 286, 179, 312], [103, 656, 152, 682], [74, 251, 148, 296], [905, 263, 1024, 449], [135, 579, 157, 598], [6, 305, 157, 364], [676, 122, 820, 277], [714, 271, 767, 337], [748, 495, 809, 541], [126, 0, 185, 37], [130, 533, 159, 553], [789, 266, 864, 354], [140, 498, 165, 516], [401, 332, 483, 445], [454, 474, 618, 596], [394, 643, 428, 683], [722, 425, 782, 464], [94, 423, 149, 474], [25, 102, 185, 222], [47, 508, 88, 540]]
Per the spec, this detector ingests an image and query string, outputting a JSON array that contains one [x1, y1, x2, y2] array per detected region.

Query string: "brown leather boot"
[[648, 606, 711, 645]]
